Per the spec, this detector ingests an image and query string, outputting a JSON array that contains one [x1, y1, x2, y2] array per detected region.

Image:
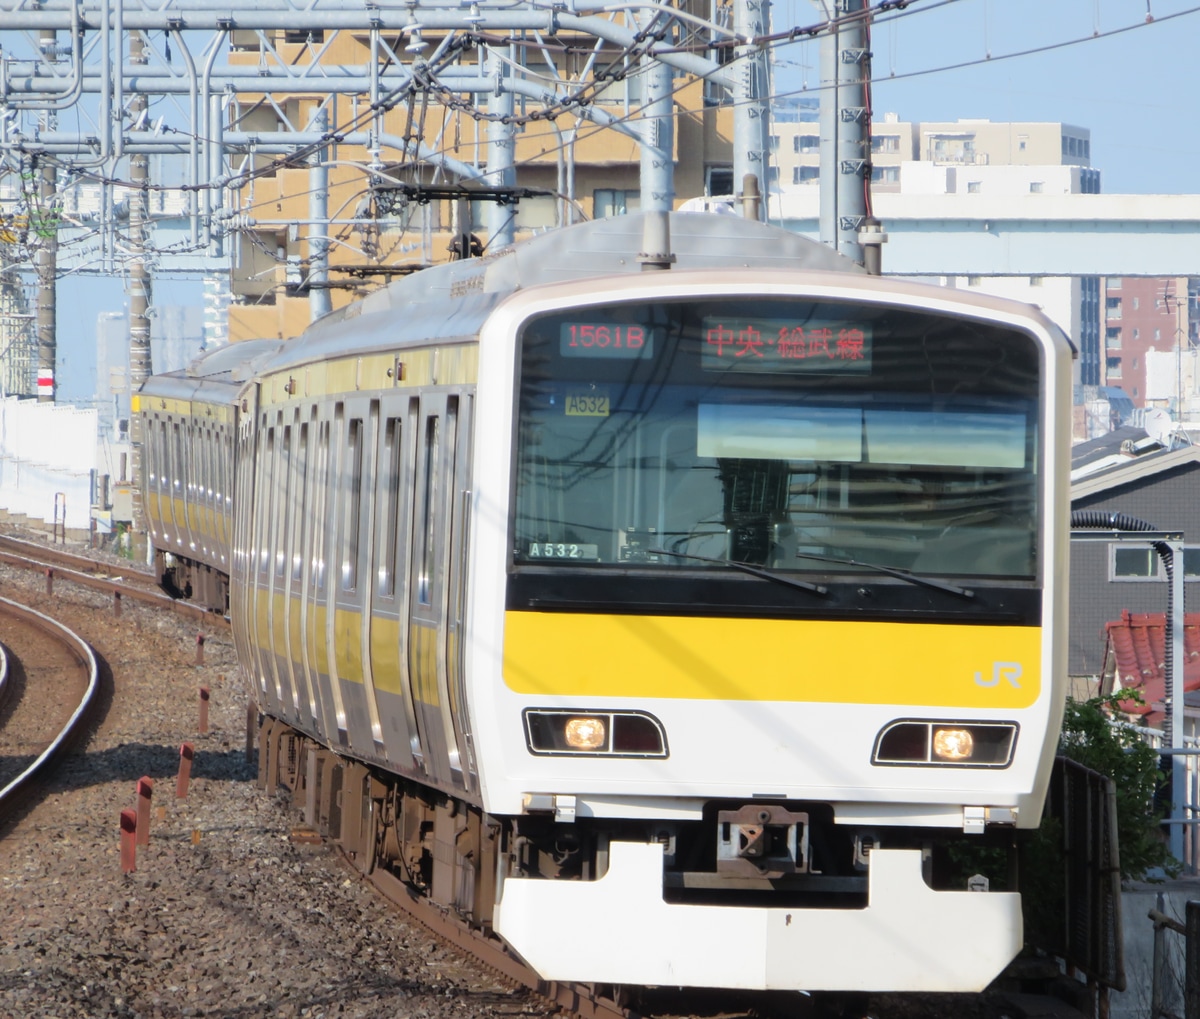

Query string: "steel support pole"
[[1168, 538, 1187, 864], [733, 0, 770, 219], [309, 106, 332, 321], [485, 45, 516, 249], [818, 0, 868, 261], [637, 10, 674, 214]]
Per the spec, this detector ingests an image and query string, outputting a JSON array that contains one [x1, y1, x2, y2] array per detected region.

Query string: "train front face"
[[471, 271, 1072, 994]]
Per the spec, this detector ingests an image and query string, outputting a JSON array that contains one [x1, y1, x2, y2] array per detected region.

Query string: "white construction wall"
[[0, 396, 97, 532]]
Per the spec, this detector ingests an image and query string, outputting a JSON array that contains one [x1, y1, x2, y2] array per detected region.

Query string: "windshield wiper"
[[791, 550, 974, 599], [648, 548, 827, 596]]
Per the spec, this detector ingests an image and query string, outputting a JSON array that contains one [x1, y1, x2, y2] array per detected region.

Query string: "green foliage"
[[1057, 691, 1179, 881]]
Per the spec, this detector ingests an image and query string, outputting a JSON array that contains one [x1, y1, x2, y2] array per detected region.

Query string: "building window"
[[1030, 276, 1044, 287], [1107, 356, 1122, 378], [966, 275, 981, 287], [1111, 544, 1200, 581], [870, 165, 899, 183], [794, 133, 819, 153], [1106, 296, 1122, 319], [793, 166, 820, 184], [1029, 182, 1044, 193], [769, 134, 780, 152], [593, 189, 640, 218], [705, 166, 734, 196], [1133, 328, 1140, 340], [1132, 357, 1139, 369], [871, 135, 900, 153], [1018, 136, 1028, 151], [1155, 328, 1162, 341], [967, 181, 981, 194], [1106, 328, 1121, 348]]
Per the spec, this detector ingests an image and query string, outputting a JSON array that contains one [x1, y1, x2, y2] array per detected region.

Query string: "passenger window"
[[418, 416, 440, 605], [343, 418, 363, 591]]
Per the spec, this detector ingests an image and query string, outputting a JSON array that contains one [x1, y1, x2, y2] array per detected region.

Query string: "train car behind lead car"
[[138, 212, 1072, 997]]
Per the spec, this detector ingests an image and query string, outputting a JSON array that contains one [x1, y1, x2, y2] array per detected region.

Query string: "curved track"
[[0, 595, 100, 815]]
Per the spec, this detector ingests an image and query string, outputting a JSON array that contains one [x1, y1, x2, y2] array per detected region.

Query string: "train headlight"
[[523, 709, 668, 757], [932, 727, 974, 761], [564, 716, 606, 750], [873, 720, 1017, 768]]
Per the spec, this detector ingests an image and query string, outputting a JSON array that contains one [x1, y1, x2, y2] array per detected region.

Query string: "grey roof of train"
[[262, 212, 865, 371]]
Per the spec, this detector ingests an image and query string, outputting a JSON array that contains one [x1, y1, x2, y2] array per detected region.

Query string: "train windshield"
[[512, 297, 1041, 581]]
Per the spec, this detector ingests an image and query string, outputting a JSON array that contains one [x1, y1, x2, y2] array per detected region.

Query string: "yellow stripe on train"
[[502, 612, 1042, 709]]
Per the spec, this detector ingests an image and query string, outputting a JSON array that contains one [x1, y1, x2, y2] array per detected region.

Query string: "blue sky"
[[771, 0, 1200, 195]]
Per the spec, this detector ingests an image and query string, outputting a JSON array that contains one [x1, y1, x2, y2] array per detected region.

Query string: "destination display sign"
[[560, 322, 655, 358], [700, 316, 872, 373]]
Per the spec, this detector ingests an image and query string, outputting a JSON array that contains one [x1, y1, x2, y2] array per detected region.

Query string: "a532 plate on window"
[[527, 542, 600, 560]]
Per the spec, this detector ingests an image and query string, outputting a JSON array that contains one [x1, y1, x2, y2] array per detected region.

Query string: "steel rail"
[[0, 596, 100, 816], [0, 537, 229, 628], [364, 863, 635, 1019]]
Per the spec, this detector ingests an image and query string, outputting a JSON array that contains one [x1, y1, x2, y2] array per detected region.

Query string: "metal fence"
[[1123, 723, 1200, 877], [1030, 756, 1126, 993], [1149, 896, 1200, 1019]]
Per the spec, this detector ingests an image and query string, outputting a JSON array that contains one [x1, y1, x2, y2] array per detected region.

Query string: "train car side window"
[[379, 416, 403, 598], [260, 426, 276, 577], [315, 419, 330, 591], [342, 418, 363, 592], [417, 414, 440, 605], [171, 422, 182, 496], [293, 422, 309, 582], [275, 424, 292, 579]]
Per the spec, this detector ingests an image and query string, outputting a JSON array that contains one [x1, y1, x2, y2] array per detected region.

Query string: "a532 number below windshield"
[[512, 297, 1042, 581]]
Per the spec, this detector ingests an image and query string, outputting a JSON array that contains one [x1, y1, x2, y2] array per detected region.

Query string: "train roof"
[[138, 338, 285, 404], [262, 212, 864, 371]]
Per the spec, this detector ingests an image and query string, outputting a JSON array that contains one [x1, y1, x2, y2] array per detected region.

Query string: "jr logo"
[[975, 661, 1023, 688]]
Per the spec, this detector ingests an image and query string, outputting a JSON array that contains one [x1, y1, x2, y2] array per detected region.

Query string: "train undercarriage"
[[256, 715, 1025, 998]]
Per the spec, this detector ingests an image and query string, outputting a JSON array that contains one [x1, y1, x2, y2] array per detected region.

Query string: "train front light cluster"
[[873, 720, 1017, 768], [523, 709, 668, 757]]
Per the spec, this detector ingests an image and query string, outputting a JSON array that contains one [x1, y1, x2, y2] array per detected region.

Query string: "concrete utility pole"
[[818, 0, 870, 263], [733, 0, 771, 219], [638, 10, 675, 215], [128, 29, 152, 535], [35, 28, 58, 403]]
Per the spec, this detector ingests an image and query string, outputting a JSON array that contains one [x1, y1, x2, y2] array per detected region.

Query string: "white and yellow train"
[[136, 211, 1073, 995]]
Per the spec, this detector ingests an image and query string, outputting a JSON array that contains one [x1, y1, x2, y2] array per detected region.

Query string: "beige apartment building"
[[770, 116, 1093, 192], [224, 20, 737, 341]]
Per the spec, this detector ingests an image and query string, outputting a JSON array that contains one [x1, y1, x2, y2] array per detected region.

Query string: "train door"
[[269, 417, 296, 721], [407, 392, 467, 790], [333, 396, 387, 754], [256, 416, 285, 715], [285, 413, 318, 730], [320, 404, 351, 741], [445, 391, 477, 786], [230, 386, 263, 707], [303, 410, 339, 742], [369, 396, 423, 770]]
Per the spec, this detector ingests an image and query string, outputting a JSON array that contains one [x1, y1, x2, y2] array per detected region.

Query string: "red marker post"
[[176, 743, 195, 799], [198, 687, 210, 734], [195, 633, 205, 666], [120, 809, 137, 873], [136, 777, 153, 846]]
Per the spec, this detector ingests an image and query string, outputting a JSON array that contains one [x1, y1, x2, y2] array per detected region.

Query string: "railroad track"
[[0, 595, 100, 817], [0, 532, 227, 629]]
